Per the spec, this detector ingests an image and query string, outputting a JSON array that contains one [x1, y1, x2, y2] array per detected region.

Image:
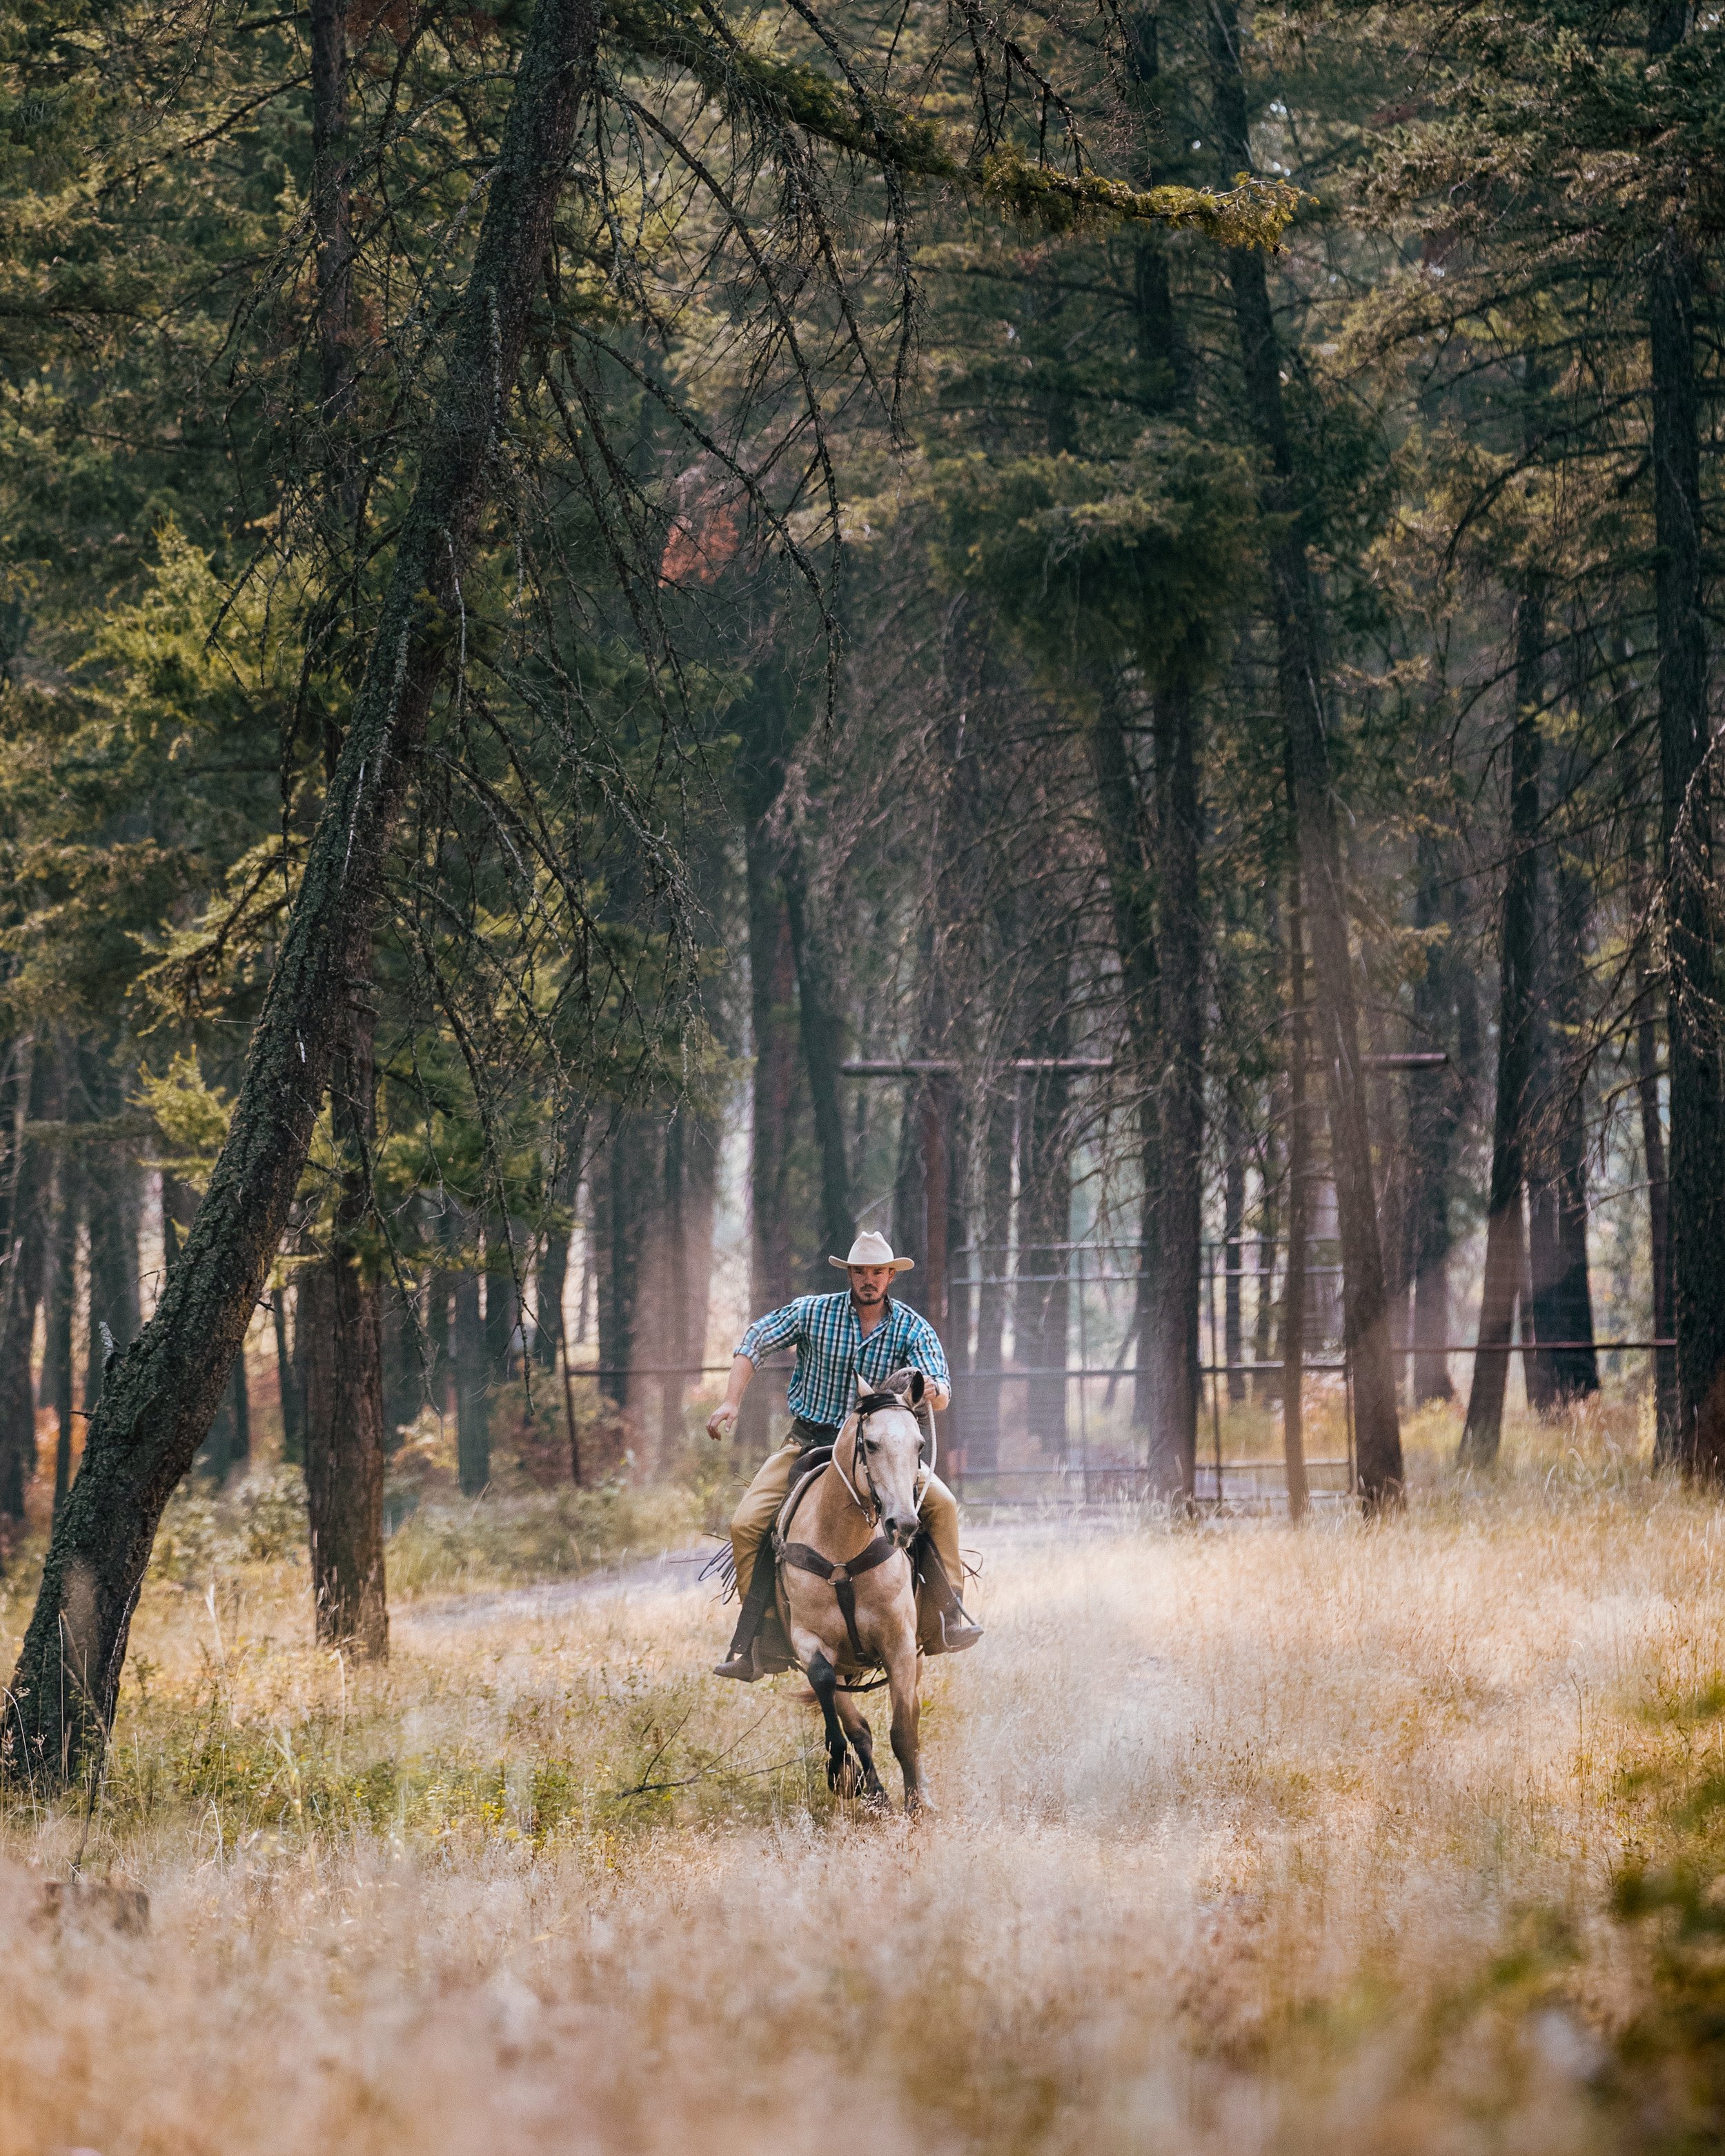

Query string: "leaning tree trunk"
[[1459, 581, 1544, 1465], [304, 1001, 388, 1657], [1647, 3, 1725, 1474], [5, 0, 598, 1785], [1209, 0, 1402, 1505]]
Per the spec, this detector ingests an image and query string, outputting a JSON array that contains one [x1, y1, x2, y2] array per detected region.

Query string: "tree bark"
[[81, 1043, 140, 1417], [594, 1123, 645, 1413], [310, 0, 358, 522], [484, 1218, 520, 1383], [0, 1040, 54, 1519], [229, 1348, 252, 1470], [47, 1135, 79, 1523], [304, 1000, 387, 1656], [1647, 0, 1725, 1474], [425, 1211, 451, 1418], [1283, 852, 1311, 1520], [738, 671, 801, 1388], [1525, 856, 1599, 1405], [1085, 681, 1162, 1457], [1016, 1051, 1072, 1459], [306, 0, 388, 1636], [275, 1275, 304, 1463], [1407, 835, 1461, 1404], [1223, 1090, 1246, 1405], [745, 823, 799, 1318], [1208, 0, 1402, 1505], [1252, 1121, 1279, 1404], [6, 0, 598, 1783], [1636, 962, 1678, 1461], [535, 1227, 569, 1369], [967, 1087, 1014, 1481], [1145, 684, 1203, 1496], [1459, 582, 1544, 1465], [535, 1107, 586, 1369], [782, 837, 851, 1264], [451, 1218, 490, 1497]]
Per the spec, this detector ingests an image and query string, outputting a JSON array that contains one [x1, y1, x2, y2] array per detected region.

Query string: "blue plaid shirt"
[[735, 1292, 950, 1428]]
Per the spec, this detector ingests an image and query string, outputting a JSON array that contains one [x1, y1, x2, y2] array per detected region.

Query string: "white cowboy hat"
[[829, 1230, 915, 1274]]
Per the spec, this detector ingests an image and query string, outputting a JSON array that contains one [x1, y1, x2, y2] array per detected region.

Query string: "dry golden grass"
[[1, 1394, 1721, 2155]]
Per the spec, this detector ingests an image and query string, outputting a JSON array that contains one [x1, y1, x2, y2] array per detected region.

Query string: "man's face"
[[847, 1264, 893, 1306]]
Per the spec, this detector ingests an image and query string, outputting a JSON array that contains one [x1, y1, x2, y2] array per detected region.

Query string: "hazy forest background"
[[8, 0, 1725, 2146]]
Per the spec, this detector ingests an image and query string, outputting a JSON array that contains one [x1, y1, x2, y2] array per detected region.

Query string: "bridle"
[[834, 1390, 932, 1524]]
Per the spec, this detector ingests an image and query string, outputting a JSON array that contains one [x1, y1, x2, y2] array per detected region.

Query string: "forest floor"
[[2, 1394, 1724, 2154]]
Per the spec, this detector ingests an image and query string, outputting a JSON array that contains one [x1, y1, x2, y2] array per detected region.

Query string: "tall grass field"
[[4, 1401, 1725, 2153]]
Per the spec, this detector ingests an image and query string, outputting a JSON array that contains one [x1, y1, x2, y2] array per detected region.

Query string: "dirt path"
[[393, 1513, 1096, 1639], [395, 1543, 717, 1634]]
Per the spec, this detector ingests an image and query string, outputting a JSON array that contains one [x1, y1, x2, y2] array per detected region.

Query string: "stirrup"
[[712, 1650, 762, 1683]]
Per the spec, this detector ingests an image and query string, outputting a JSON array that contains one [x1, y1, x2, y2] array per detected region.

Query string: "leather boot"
[[713, 1545, 777, 1681], [916, 1541, 983, 1655]]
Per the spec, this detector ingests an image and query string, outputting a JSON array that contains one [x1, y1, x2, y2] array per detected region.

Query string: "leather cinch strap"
[[779, 1534, 898, 1663]]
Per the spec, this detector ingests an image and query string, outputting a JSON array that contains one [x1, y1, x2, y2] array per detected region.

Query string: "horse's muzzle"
[[884, 1513, 918, 1550]]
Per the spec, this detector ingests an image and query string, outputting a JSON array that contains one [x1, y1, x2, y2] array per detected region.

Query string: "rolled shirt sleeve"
[[734, 1298, 807, 1365], [900, 1309, 951, 1394]]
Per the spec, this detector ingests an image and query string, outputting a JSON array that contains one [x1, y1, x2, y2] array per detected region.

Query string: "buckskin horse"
[[773, 1367, 931, 1813]]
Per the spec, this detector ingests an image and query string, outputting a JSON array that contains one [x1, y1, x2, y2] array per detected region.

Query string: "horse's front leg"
[[805, 1650, 856, 1795], [834, 1690, 889, 1808], [883, 1633, 925, 1814]]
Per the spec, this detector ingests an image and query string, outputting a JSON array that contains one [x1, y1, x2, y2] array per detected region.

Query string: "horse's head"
[[852, 1367, 926, 1550]]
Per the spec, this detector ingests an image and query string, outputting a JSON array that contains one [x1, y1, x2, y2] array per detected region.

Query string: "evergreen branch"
[[600, 0, 1301, 245]]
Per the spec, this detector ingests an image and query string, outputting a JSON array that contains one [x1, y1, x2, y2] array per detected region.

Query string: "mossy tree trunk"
[[5, 0, 598, 1786]]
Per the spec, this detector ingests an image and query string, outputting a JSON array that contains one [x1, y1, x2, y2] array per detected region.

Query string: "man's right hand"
[[706, 1402, 738, 1443]]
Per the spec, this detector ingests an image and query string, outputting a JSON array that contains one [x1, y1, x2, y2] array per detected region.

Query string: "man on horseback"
[[707, 1230, 982, 1681]]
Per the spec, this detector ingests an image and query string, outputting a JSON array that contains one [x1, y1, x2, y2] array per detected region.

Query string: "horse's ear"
[[855, 1372, 869, 1401], [906, 1369, 926, 1405]]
